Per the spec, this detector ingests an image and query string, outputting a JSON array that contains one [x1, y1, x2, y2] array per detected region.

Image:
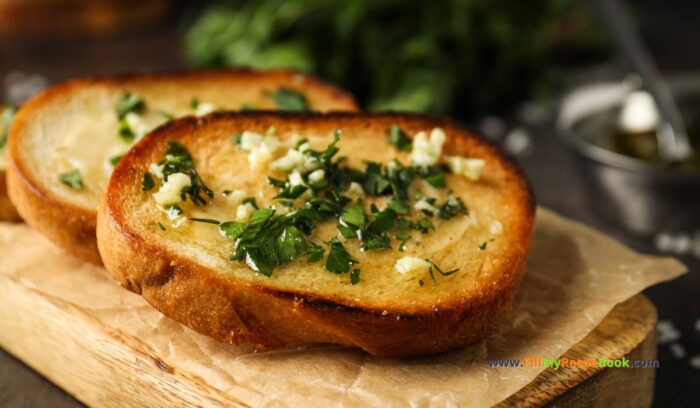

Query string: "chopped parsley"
[[219, 221, 245, 240], [157, 221, 167, 231], [227, 208, 322, 276], [231, 132, 243, 145], [141, 172, 155, 191], [241, 197, 258, 208], [0, 105, 17, 149], [350, 268, 361, 285], [325, 237, 357, 273], [59, 170, 83, 189], [212, 130, 471, 280], [118, 119, 136, 142], [157, 141, 214, 206], [157, 110, 174, 121], [189, 217, 220, 224], [271, 87, 309, 112], [426, 259, 459, 284], [109, 154, 124, 166], [439, 194, 468, 219], [386, 124, 412, 151], [116, 92, 145, 120]]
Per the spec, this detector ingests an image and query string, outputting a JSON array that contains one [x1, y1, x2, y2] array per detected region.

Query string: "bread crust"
[[7, 69, 359, 264], [97, 112, 535, 357], [0, 171, 21, 221]]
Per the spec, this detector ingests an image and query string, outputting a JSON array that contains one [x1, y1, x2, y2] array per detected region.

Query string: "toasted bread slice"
[[97, 112, 535, 357], [0, 105, 20, 221], [7, 70, 358, 264]]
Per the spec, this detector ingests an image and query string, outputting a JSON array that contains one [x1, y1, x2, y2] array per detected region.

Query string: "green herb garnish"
[[219, 221, 245, 240], [141, 172, 155, 191], [157, 110, 174, 121], [274, 184, 308, 199], [158, 141, 214, 206], [271, 87, 309, 112], [226, 208, 322, 276], [350, 268, 361, 285], [0, 105, 17, 149], [439, 194, 468, 219], [231, 132, 243, 145], [325, 237, 357, 274], [414, 217, 435, 234], [426, 259, 459, 283], [117, 119, 135, 142], [386, 124, 412, 151], [190, 217, 221, 224], [157, 221, 167, 231], [109, 154, 124, 166], [116, 92, 145, 120], [307, 245, 325, 263], [241, 197, 258, 208], [59, 170, 83, 189]]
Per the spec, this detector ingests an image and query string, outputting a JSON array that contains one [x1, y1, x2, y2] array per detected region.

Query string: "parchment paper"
[[0, 209, 686, 407]]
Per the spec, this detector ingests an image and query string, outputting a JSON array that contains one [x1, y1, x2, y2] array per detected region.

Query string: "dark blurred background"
[[0, 0, 698, 406]]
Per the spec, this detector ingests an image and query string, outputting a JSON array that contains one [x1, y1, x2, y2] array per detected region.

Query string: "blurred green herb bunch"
[[186, 0, 605, 117]]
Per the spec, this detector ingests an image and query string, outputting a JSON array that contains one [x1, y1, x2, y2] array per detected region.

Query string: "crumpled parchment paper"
[[0, 209, 686, 407]]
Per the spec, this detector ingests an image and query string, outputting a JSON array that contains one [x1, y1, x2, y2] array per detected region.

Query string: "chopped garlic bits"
[[236, 202, 256, 222], [409, 128, 446, 166], [445, 156, 485, 181], [195, 102, 216, 117], [238, 131, 281, 169], [395, 257, 431, 275], [124, 112, 152, 139], [153, 172, 191, 206], [270, 142, 320, 174], [346, 181, 365, 198], [414, 197, 439, 215]]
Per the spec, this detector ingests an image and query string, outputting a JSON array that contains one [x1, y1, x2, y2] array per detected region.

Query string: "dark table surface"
[[1, 20, 698, 408]]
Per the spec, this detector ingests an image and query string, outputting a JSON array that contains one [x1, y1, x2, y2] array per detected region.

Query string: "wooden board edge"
[[0, 274, 251, 408], [499, 294, 657, 407]]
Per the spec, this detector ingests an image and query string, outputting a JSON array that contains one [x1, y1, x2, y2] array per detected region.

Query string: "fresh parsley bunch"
[[185, 0, 606, 116]]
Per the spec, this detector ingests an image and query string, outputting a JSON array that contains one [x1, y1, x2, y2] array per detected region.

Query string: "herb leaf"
[[116, 92, 145, 119], [189, 217, 220, 224], [274, 184, 308, 199], [362, 162, 391, 195], [439, 195, 468, 219], [0, 105, 17, 149], [271, 87, 309, 112], [142, 173, 155, 191], [158, 141, 214, 206], [325, 237, 357, 274], [59, 170, 83, 189], [306, 245, 325, 263], [109, 154, 124, 166], [219, 221, 245, 240], [386, 124, 412, 151], [340, 202, 366, 228], [350, 268, 361, 285]]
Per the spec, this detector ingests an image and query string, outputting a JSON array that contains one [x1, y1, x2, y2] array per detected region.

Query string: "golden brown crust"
[[98, 112, 535, 357], [0, 171, 21, 222], [7, 69, 359, 265]]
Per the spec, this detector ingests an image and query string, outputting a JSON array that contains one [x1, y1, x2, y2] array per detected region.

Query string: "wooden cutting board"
[[0, 222, 659, 407], [0, 279, 657, 407]]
